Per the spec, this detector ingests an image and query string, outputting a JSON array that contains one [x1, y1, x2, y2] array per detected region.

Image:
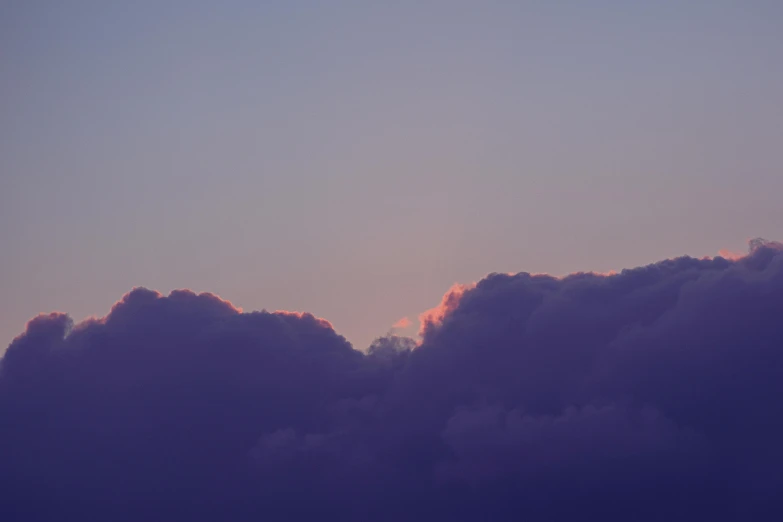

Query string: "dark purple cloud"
[[2, 240, 783, 521]]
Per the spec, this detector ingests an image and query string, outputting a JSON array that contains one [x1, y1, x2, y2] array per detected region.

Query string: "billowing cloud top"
[[2, 240, 783, 521]]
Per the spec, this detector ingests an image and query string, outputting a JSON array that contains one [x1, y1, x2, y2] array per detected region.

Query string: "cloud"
[[2, 239, 783, 520], [418, 282, 475, 337], [392, 316, 411, 329]]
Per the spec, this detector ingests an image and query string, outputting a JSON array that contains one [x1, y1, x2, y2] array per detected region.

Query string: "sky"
[[3, 2, 783, 520], [2, 0, 782, 352]]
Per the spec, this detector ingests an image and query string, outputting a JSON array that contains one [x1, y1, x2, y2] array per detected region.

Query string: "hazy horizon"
[[0, 237, 764, 353]]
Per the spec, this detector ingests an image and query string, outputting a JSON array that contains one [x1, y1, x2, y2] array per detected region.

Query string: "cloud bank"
[[2, 240, 783, 521]]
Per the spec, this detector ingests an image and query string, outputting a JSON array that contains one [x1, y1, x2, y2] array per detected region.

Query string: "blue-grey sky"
[[2, 0, 782, 351]]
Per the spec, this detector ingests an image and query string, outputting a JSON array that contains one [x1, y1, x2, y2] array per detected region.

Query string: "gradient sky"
[[2, 0, 782, 352]]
